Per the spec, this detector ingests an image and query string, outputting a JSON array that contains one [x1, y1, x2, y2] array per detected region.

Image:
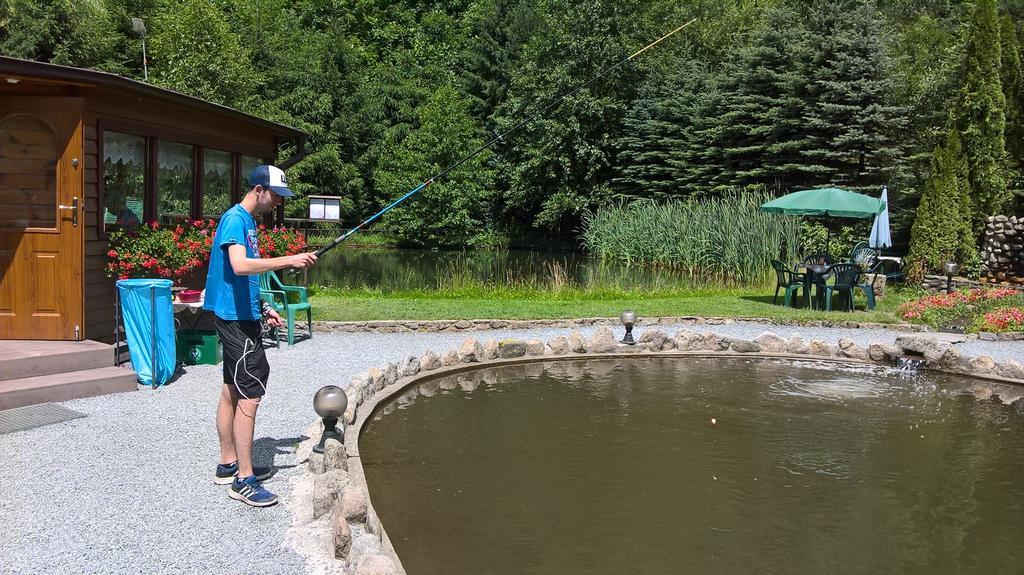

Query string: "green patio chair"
[[822, 264, 876, 312], [771, 260, 807, 308], [258, 271, 312, 345]]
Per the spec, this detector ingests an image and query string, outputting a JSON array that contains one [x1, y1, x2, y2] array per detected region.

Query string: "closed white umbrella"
[[869, 185, 892, 249]]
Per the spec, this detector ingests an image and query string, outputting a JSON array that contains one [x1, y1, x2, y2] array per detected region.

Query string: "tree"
[[906, 128, 973, 279], [999, 13, 1024, 201], [0, 0, 119, 69], [957, 0, 1009, 235], [801, 1, 908, 189], [374, 86, 496, 246], [148, 0, 256, 109]]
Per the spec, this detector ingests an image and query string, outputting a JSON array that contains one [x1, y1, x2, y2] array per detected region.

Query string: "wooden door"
[[0, 97, 84, 340]]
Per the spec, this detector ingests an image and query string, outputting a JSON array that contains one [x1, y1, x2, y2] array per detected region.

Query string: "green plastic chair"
[[770, 260, 807, 308], [258, 271, 312, 345], [821, 264, 876, 312]]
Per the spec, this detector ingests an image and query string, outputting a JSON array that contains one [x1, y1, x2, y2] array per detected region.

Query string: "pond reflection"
[[361, 357, 1024, 575]]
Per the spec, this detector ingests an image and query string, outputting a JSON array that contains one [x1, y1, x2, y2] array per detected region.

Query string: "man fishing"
[[204, 164, 317, 507]]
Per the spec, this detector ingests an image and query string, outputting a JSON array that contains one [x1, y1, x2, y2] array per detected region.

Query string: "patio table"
[[797, 263, 831, 309]]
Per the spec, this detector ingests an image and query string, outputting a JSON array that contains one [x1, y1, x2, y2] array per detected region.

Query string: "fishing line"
[[313, 17, 698, 257]]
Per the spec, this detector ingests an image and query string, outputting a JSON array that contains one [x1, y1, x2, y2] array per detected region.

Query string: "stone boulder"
[[701, 332, 730, 351], [730, 339, 761, 353], [420, 350, 441, 371], [526, 338, 545, 356], [339, 485, 367, 523], [995, 359, 1024, 381], [355, 555, 402, 575], [384, 362, 399, 385], [399, 355, 420, 377], [459, 338, 484, 363], [482, 339, 499, 360], [867, 343, 901, 364], [440, 349, 460, 366], [569, 330, 588, 353], [588, 326, 619, 353], [637, 329, 668, 351], [753, 331, 786, 353], [808, 340, 831, 357], [674, 330, 703, 351], [547, 336, 570, 355], [785, 336, 810, 355], [313, 468, 350, 519], [332, 509, 352, 558], [497, 340, 527, 358], [836, 338, 868, 360]]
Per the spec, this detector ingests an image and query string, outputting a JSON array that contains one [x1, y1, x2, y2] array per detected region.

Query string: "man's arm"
[[227, 244, 317, 276]]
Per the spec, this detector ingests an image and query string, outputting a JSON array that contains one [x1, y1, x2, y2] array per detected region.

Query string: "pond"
[[360, 357, 1024, 575], [305, 248, 720, 291]]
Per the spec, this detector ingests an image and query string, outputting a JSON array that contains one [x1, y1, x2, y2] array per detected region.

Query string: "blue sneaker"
[[229, 475, 279, 507], [215, 461, 273, 485]]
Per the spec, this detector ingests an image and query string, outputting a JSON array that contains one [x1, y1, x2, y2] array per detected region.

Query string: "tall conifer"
[[958, 0, 1009, 234]]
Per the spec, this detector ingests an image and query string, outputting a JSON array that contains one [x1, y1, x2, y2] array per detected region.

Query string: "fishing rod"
[[314, 17, 699, 258]]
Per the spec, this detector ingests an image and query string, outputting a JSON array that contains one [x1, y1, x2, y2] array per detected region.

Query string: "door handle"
[[58, 196, 79, 227]]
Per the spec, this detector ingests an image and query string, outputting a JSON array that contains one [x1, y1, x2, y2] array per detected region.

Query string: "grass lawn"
[[309, 285, 916, 323]]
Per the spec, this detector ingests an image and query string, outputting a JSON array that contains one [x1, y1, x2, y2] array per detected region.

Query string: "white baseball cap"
[[247, 164, 294, 197]]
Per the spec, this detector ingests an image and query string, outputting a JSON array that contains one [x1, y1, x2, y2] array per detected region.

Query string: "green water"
[[305, 248, 731, 291], [360, 358, 1024, 575]]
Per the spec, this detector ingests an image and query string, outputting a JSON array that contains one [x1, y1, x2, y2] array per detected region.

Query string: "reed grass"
[[580, 192, 800, 285]]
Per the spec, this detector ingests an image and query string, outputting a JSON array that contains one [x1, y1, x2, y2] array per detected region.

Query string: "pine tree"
[[957, 0, 1009, 235], [906, 128, 972, 279], [801, 1, 908, 189], [613, 60, 715, 199]]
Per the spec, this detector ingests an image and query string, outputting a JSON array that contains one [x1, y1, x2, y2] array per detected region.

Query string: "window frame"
[[97, 118, 277, 238]]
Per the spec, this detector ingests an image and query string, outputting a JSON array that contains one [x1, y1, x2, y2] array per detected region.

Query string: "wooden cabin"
[[0, 56, 306, 344], [0, 57, 306, 409]]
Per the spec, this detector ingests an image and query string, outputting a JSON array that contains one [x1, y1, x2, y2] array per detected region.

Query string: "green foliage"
[[5, 0, 1023, 251], [957, 0, 1010, 234], [797, 221, 870, 261], [906, 128, 974, 280], [149, 0, 256, 108], [374, 86, 496, 247]]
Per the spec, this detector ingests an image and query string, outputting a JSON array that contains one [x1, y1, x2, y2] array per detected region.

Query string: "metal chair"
[[258, 271, 312, 345]]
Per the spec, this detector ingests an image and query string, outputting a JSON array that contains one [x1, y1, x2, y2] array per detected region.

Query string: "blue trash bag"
[[116, 279, 176, 387]]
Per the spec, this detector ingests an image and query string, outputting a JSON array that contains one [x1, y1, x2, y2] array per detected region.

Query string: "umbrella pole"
[[825, 215, 831, 256]]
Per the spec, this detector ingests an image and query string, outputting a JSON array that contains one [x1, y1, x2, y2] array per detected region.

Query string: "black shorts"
[[215, 317, 270, 400]]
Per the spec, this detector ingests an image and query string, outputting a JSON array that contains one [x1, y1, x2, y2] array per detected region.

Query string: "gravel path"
[[1, 322, 1021, 575]]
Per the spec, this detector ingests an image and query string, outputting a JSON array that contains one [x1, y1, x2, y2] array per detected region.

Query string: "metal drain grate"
[[0, 403, 86, 435]]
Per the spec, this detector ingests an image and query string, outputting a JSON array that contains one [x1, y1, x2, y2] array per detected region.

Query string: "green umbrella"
[[761, 187, 886, 255], [760, 187, 886, 218]]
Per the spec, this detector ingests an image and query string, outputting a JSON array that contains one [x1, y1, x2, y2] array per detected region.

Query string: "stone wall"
[[981, 214, 1024, 284], [921, 274, 990, 293]]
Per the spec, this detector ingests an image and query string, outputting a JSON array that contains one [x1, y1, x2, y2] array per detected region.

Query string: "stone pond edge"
[[287, 327, 1024, 575]]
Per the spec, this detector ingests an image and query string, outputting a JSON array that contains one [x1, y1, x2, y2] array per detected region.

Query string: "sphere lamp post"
[[620, 309, 637, 345], [313, 385, 348, 454]]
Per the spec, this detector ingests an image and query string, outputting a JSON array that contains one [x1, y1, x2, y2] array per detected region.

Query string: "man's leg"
[[216, 384, 238, 465], [233, 397, 261, 478]]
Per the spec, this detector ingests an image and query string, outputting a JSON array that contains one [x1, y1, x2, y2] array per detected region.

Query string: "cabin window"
[[202, 148, 232, 220], [239, 155, 263, 191], [156, 140, 195, 225], [102, 131, 146, 233]]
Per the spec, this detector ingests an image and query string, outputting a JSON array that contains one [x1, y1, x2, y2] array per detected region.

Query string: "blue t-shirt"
[[204, 204, 261, 320]]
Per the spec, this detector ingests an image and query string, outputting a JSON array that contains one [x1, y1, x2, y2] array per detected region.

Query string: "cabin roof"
[[0, 56, 305, 140]]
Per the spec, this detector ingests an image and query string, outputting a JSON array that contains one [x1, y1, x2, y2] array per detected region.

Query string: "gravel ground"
[[1, 322, 1021, 575]]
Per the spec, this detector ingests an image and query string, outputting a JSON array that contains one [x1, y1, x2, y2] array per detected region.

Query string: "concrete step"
[[0, 340, 115, 381], [0, 366, 138, 411]]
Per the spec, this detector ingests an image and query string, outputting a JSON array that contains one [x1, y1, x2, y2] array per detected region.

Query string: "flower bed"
[[107, 219, 306, 283], [898, 288, 1023, 333]]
